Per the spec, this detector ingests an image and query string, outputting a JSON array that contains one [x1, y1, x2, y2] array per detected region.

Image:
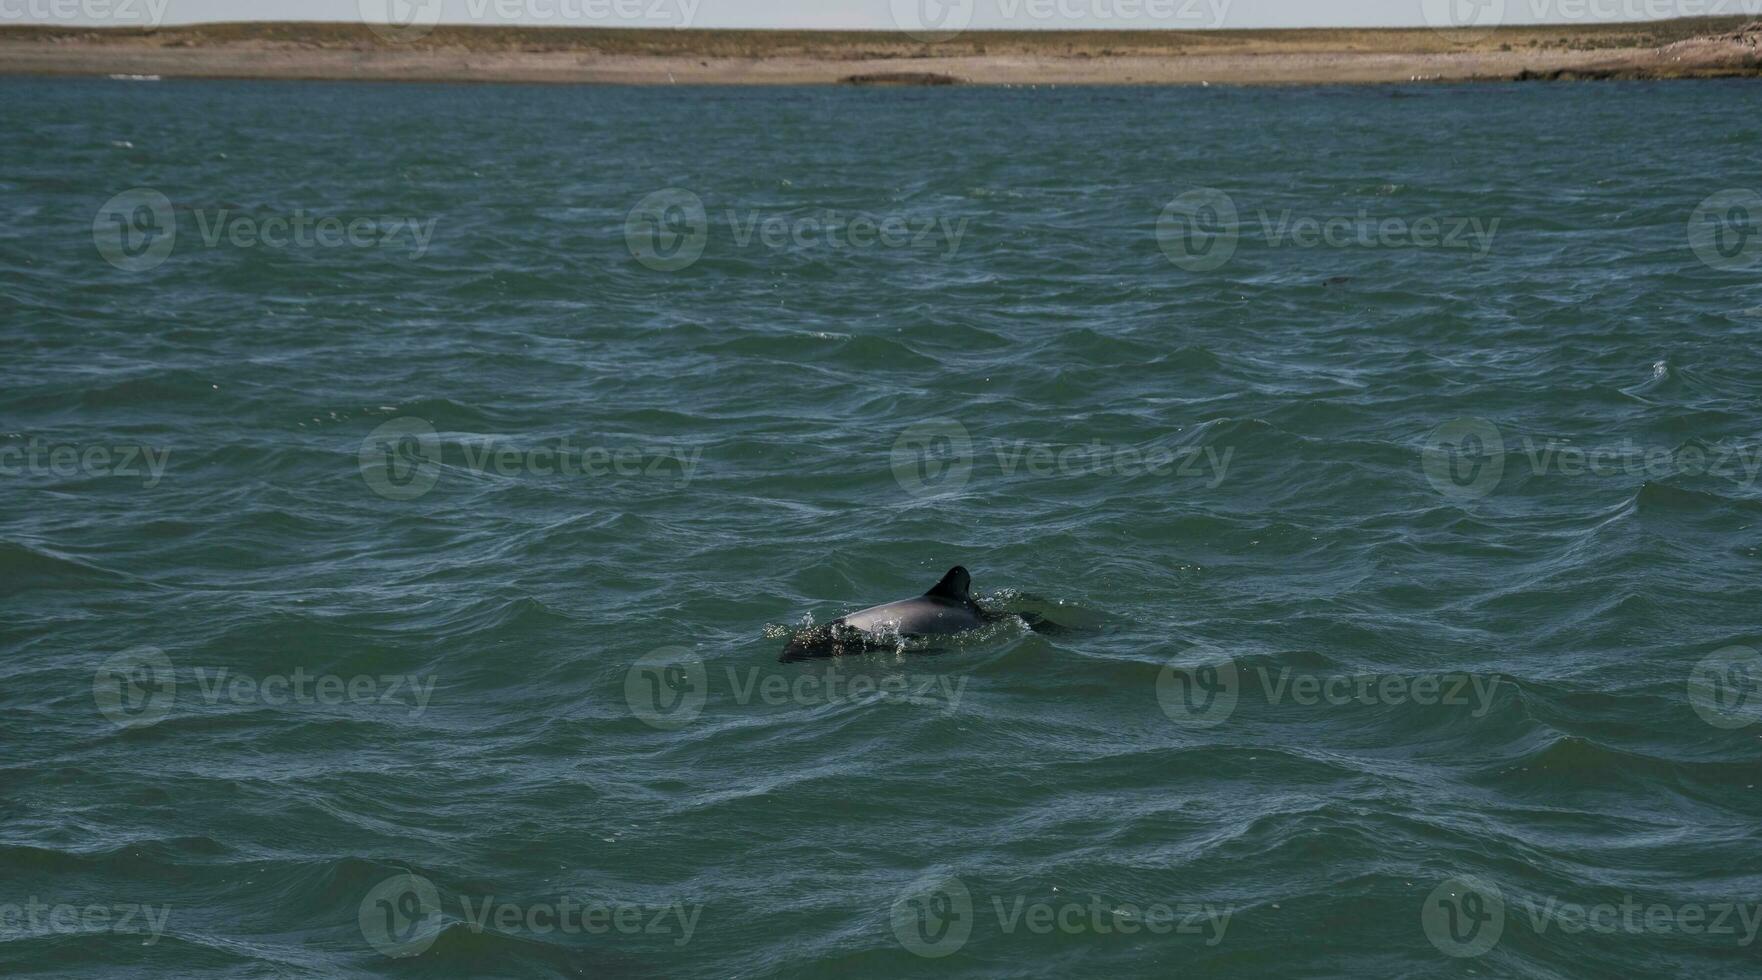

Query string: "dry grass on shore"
[[2, 16, 1753, 59]]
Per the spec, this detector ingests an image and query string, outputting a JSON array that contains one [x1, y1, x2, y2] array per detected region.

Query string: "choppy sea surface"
[[5, 76, 1762, 977]]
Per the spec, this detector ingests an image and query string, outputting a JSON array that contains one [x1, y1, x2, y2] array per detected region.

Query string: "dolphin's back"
[[778, 565, 986, 661], [839, 595, 984, 637]]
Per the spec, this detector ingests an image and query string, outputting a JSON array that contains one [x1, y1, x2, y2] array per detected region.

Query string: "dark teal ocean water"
[[5, 76, 1762, 977]]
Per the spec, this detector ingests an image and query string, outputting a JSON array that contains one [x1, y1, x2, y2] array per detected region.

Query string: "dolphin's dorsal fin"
[[924, 566, 972, 602]]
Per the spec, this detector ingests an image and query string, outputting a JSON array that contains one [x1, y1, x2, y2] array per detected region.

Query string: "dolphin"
[[779, 566, 1051, 662]]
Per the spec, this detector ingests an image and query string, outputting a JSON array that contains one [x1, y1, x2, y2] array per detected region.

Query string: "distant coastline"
[[1, 18, 1759, 86]]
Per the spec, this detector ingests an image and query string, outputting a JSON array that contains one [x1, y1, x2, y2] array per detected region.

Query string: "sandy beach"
[[1, 17, 1759, 85]]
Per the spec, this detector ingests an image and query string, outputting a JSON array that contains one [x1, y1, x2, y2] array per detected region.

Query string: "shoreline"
[[2, 18, 1759, 86]]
